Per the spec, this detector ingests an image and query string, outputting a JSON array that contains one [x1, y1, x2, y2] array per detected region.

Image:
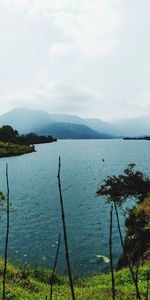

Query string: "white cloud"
[[0, 0, 150, 120], [49, 1, 121, 58], [1, 0, 121, 58], [1, 82, 150, 121], [133, 93, 150, 115], [106, 93, 150, 121], [1, 80, 102, 116], [49, 43, 75, 57]]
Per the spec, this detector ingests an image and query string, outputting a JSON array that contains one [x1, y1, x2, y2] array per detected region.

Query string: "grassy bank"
[[0, 141, 35, 157], [0, 259, 149, 299]]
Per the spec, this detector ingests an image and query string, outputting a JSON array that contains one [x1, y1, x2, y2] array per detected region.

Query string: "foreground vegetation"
[[118, 196, 150, 268], [0, 141, 35, 157], [0, 259, 149, 300], [0, 125, 57, 157], [97, 164, 150, 268]]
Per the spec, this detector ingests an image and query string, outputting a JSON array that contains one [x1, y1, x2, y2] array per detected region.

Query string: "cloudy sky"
[[0, 0, 150, 121]]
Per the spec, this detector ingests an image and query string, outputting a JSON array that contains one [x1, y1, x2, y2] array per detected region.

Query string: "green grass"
[[0, 141, 35, 157], [0, 259, 149, 299]]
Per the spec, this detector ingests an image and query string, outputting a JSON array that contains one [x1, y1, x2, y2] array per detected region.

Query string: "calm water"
[[0, 139, 150, 275]]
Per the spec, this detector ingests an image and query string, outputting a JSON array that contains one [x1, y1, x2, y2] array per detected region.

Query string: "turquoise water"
[[0, 139, 150, 275]]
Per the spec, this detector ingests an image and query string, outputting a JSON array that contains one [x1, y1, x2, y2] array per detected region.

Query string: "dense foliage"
[[0, 125, 20, 144], [21, 132, 57, 145], [97, 163, 150, 205], [0, 125, 56, 145], [97, 164, 150, 267], [118, 197, 150, 267]]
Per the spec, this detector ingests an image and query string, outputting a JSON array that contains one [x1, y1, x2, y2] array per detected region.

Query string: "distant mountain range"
[[0, 108, 149, 139], [37, 122, 112, 139]]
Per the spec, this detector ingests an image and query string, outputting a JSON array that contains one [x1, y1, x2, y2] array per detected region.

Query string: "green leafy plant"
[[97, 163, 150, 205]]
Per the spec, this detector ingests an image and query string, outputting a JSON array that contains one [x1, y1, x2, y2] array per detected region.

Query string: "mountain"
[[49, 113, 86, 125], [86, 116, 150, 137], [85, 118, 114, 135], [0, 109, 112, 139], [0, 108, 53, 134], [36, 122, 113, 139], [111, 116, 150, 137], [65, 115, 150, 137], [0, 108, 149, 138], [48, 113, 115, 136]]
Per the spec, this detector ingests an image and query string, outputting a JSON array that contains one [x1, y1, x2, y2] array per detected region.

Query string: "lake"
[[0, 139, 150, 275]]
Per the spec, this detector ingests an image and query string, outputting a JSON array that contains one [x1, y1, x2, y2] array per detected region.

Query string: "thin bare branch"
[[57, 157, 75, 300], [109, 204, 115, 300], [2, 163, 10, 300]]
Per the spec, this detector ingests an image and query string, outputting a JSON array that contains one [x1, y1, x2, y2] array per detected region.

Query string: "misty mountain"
[[49, 113, 86, 125], [48, 113, 115, 136], [0, 109, 112, 139], [85, 118, 113, 135], [0, 108, 149, 138], [49, 113, 112, 132], [111, 116, 150, 136], [36, 122, 113, 139], [0, 108, 53, 133], [53, 114, 150, 137]]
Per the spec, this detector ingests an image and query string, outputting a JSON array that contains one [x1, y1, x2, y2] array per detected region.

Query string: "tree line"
[[0, 125, 57, 145]]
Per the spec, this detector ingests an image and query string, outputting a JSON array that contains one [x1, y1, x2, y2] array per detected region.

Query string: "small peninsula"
[[0, 125, 57, 158]]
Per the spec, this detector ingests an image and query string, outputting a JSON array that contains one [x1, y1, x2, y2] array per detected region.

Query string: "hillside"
[[0, 259, 149, 299], [36, 122, 113, 139]]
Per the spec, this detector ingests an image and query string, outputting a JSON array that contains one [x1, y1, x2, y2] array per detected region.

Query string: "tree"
[[0, 125, 19, 144], [97, 163, 150, 205], [96, 164, 150, 300]]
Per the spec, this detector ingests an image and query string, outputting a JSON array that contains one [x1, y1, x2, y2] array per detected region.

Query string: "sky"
[[0, 0, 150, 121]]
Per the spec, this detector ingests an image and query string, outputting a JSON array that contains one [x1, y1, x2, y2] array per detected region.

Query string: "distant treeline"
[[123, 136, 150, 140], [0, 125, 57, 145]]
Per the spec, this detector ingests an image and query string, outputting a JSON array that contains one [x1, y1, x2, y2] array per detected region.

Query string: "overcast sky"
[[0, 0, 150, 121]]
